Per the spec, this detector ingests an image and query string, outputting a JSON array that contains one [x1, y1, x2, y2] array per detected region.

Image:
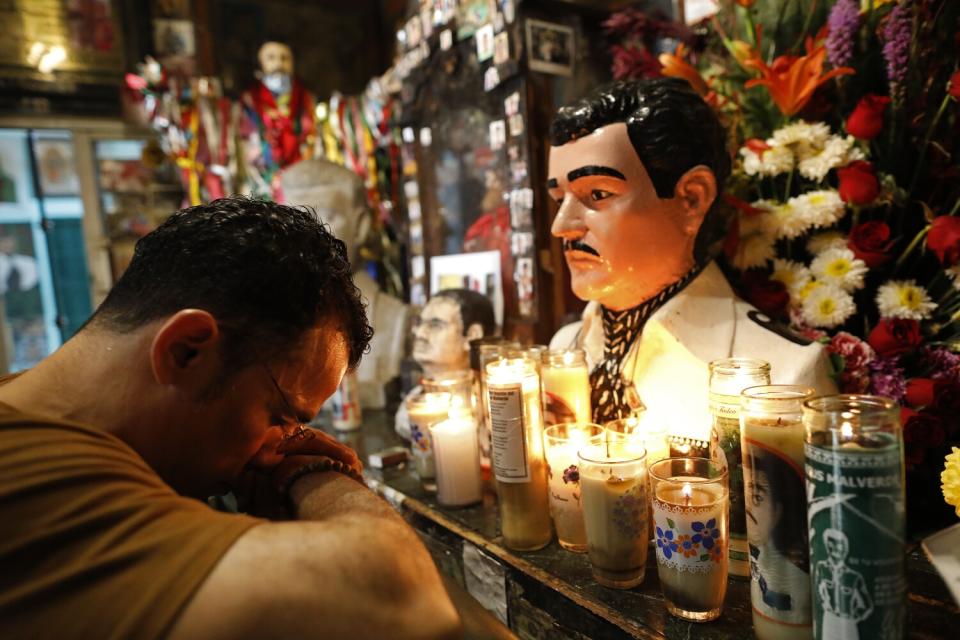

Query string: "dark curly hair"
[[89, 197, 372, 371], [549, 78, 732, 266]]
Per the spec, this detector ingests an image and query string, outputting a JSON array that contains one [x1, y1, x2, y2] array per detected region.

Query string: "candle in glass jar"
[[649, 458, 729, 622], [485, 356, 552, 551], [543, 423, 603, 552], [541, 349, 591, 425], [579, 436, 649, 589], [406, 391, 452, 485], [431, 410, 482, 507], [708, 357, 771, 577], [605, 414, 670, 467], [740, 385, 815, 640], [803, 395, 905, 640]]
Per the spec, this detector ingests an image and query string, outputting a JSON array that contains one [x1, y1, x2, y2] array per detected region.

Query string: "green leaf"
[[667, 518, 675, 529], [700, 553, 710, 561]]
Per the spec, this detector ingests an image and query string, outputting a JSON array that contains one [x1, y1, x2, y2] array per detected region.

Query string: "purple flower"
[[882, 3, 912, 96], [826, 0, 860, 67], [868, 356, 907, 403], [920, 347, 960, 384], [562, 464, 580, 484]]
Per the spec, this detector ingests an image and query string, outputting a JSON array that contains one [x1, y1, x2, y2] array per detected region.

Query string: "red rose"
[[837, 161, 880, 206], [905, 378, 938, 407], [847, 220, 894, 267], [740, 270, 790, 319], [932, 382, 960, 421], [927, 215, 960, 267], [949, 70, 960, 100], [904, 411, 945, 449], [846, 94, 892, 140], [867, 318, 922, 357]]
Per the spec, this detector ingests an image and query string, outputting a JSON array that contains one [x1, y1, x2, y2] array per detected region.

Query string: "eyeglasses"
[[264, 365, 314, 446]]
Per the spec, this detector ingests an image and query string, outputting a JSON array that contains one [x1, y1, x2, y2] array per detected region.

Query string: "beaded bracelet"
[[280, 457, 364, 497]]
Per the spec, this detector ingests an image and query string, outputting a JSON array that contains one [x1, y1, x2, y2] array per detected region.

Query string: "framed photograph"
[[153, 19, 196, 56], [430, 250, 503, 327], [0, 132, 31, 209], [493, 31, 510, 65], [476, 24, 495, 62], [34, 139, 80, 197], [525, 19, 574, 76]]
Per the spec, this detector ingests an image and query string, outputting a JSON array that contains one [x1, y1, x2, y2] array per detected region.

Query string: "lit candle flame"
[[840, 421, 853, 440], [562, 350, 575, 366], [682, 482, 692, 506]]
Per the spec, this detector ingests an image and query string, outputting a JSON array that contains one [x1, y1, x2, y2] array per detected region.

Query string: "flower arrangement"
[[640, 0, 960, 534]]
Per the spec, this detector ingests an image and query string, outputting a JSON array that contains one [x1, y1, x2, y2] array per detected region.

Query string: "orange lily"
[[659, 43, 709, 97], [744, 40, 854, 116]]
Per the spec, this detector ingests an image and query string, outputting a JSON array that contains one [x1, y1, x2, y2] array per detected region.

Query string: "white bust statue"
[[281, 158, 408, 408]]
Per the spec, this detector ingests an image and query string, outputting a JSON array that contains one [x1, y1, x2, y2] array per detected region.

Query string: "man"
[[0, 198, 459, 639], [548, 78, 834, 439], [396, 288, 496, 440], [814, 529, 872, 639], [281, 158, 408, 409]]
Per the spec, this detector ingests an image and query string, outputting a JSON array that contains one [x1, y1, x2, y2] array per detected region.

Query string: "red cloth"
[[243, 78, 315, 169]]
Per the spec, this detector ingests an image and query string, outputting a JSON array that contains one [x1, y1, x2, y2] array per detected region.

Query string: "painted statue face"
[[412, 297, 469, 374], [257, 41, 293, 76], [548, 123, 699, 311]]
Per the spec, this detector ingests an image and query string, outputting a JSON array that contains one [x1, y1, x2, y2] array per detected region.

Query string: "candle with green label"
[[803, 395, 905, 640]]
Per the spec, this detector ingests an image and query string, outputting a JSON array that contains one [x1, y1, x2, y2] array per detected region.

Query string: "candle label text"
[[652, 500, 726, 574], [804, 443, 905, 640], [488, 384, 530, 483]]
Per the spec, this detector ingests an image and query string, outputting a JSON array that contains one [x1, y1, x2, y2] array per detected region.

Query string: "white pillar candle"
[[406, 391, 452, 483], [431, 411, 482, 507]]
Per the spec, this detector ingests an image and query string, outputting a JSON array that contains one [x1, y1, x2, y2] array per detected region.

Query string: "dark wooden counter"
[[321, 411, 958, 639]]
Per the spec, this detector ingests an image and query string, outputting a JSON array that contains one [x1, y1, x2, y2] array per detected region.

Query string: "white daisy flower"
[[791, 190, 846, 230], [771, 122, 831, 155], [806, 231, 848, 255], [876, 280, 938, 320], [798, 279, 825, 302], [810, 247, 868, 292], [797, 135, 862, 182], [732, 213, 777, 271], [769, 199, 814, 239], [948, 265, 960, 291], [771, 259, 812, 306], [802, 284, 857, 328], [739, 144, 794, 177]]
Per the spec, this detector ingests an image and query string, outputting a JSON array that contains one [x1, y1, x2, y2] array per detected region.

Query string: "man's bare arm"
[[168, 473, 461, 639]]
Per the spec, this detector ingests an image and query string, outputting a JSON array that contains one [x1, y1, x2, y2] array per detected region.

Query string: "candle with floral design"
[[578, 434, 648, 588], [649, 457, 729, 622], [543, 423, 604, 552]]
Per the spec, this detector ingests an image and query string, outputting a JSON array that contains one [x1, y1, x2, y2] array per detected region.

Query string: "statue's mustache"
[[563, 239, 599, 257]]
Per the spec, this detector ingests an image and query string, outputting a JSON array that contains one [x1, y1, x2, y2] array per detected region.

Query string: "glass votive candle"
[[649, 457, 729, 622], [578, 434, 649, 588], [803, 395, 905, 640], [604, 413, 670, 467], [430, 408, 482, 507], [405, 390, 452, 488], [541, 349, 592, 426], [543, 422, 604, 552]]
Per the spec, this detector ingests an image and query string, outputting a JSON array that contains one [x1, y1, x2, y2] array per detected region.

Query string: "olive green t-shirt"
[[0, 403, 262, 638]]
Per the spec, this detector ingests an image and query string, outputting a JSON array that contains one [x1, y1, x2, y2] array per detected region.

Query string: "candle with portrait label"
[[431, 409, 482, 507], [541, 349, 591, 425], [708, 358, 770, 577], [803, 395, 905, 640], [579, 436, 649, 588], [331, 370, 362, 431], [740, 386, 815, 640], [543, 423, 603, 552], [649, 458, 729, 622], [485, 356, 552, 551]]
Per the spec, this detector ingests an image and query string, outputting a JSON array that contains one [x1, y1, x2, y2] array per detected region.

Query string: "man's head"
[[413, 289, 495, 375], [257, 40, 294, 94], [281, 159, 369, 265], [548, 78, 731, 310], [88, 198, 373, 495], [824, 528, 849, 562]]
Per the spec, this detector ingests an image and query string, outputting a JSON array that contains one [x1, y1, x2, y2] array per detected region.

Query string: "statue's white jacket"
[[550, 262, 837, 440]]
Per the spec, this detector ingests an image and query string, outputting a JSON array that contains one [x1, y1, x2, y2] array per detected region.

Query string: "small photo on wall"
[[0, 132, 31, 208], [525, 19, 574, 76], [34, 138, 80, 197]]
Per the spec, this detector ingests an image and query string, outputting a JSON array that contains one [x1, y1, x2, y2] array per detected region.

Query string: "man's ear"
[[674, 165, 717, 235], [464, 322, 484, 348], [150, 309, 222, 387]]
